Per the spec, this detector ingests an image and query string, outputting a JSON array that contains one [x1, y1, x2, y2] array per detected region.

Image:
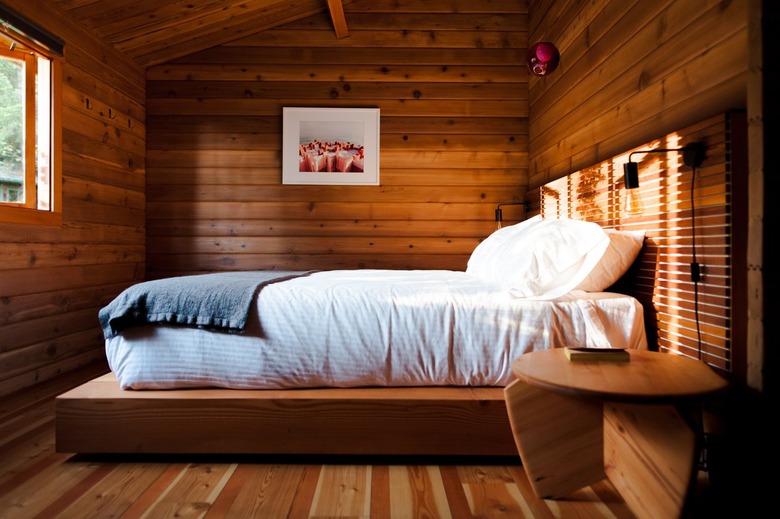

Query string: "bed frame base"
[[55, 374, 517, 456]]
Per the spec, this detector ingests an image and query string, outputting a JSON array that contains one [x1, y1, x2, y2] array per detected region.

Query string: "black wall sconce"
[[622, 142, 707, 217], [624, 142, 707, 361], [494, 201, 529, 229]]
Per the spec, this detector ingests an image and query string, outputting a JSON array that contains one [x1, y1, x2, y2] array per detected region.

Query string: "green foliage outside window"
[[0, 57, 24, 180]]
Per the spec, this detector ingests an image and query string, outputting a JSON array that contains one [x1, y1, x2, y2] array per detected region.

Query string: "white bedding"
[[106, 269, 647, 390]]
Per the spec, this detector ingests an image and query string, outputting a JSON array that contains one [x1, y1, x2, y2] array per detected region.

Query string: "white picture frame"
[[282, 107, 380, 185]]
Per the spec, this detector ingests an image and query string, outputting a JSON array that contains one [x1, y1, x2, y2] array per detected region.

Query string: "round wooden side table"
[[503, 348, 730, 519]]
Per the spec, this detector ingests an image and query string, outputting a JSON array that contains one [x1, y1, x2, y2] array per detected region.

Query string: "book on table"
[[563, 347, 630, 362]]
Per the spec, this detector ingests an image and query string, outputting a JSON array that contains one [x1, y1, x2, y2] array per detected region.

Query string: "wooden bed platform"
[[55, 373, 517, 456]]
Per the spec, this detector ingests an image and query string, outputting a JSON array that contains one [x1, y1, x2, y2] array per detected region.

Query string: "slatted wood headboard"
[[525, 111, 747, 381]]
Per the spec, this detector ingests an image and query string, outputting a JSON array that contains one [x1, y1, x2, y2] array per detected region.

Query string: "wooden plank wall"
[[525, 1, 749, 381], [144, 0, 529, 277], [526, 0, 748, 189], [527, 112, 747, 379], [0, 0, 145, 397]]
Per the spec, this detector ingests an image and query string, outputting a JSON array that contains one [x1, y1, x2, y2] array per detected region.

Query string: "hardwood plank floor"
[[0, 362, 725, 518]]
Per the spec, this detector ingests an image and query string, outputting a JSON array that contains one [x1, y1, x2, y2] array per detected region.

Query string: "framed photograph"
[[282, 107, 380, 185]]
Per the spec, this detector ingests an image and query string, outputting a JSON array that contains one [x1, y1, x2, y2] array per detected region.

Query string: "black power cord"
[[682, 143, 711, 474], [683, 142, 706, 361]]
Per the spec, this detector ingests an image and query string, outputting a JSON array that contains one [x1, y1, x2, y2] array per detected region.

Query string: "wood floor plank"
[[286, 464, 322, 518], [310, 464, 372, 518], [141, 462, 238, 517], [389, 465, 452, 518], [439, 464, 474, 519], [0, 449, 68, 500], [58, 461, 171, 519], [369, 464, 391, 519], [32, 462, 116, 519], [203, 463, 252, 517], [0, 454, 98, 518], [213, 463, 308, 518], [460, 465, 530, 518], [119, 463, 191, 519], [507, 464, 558, 519]]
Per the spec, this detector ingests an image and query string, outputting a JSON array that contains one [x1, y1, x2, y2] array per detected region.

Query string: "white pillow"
[[466, 215, 543, 275], [467, 217, 610, 299], [574, 229, 645, 292]]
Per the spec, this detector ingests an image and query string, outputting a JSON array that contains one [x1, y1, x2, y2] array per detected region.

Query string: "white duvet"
[[105, 269, 647, 390]]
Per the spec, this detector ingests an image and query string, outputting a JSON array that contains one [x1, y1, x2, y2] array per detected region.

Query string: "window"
[[0, 10, 62, 224]]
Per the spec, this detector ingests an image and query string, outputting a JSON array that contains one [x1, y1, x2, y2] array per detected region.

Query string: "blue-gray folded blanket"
[[99, 271, 312, 339]]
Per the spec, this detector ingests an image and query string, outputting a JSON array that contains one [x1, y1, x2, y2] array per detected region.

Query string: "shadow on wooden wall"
[[525, 111, 747, 383]]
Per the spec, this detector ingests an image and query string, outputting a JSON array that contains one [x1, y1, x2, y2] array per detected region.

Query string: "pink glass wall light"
[[526, 41, 560, 76]]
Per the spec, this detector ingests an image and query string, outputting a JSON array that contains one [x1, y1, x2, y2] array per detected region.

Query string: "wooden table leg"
[[503, 379, 605, 499], [603, 402, 699, 519]]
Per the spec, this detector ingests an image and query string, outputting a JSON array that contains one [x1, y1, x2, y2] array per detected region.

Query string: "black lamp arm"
[[627, 142, 706, 168], [624, 142, 706, 190], [495, 201, 528, 223]]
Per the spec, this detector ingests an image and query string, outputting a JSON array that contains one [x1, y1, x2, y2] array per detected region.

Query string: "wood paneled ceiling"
[[48, 0, 349, 68]]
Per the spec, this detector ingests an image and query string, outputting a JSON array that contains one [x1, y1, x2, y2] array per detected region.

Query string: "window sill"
[[0, 205, 62, 226]]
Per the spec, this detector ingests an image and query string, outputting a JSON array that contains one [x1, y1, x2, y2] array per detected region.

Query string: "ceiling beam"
[[326, 0, 349, 39]]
